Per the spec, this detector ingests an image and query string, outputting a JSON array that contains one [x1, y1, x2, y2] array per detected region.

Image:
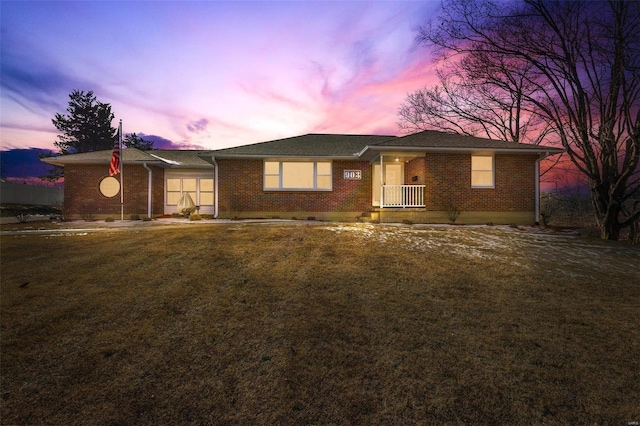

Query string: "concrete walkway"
[[0, 217, 320, 235]]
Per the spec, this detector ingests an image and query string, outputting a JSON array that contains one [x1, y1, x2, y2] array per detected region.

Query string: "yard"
[[1, 221, 639, 424]]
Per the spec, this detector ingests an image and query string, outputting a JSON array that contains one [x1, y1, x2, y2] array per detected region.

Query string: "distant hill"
[[0, 148, 56, 184]]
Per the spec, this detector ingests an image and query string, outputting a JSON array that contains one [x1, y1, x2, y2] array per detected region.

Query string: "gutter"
[[206, 154, 359, 160], [211, 156, 219, 218], [143, 163, 153, 218]]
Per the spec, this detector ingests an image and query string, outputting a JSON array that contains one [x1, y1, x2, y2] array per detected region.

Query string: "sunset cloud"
[[186, 119, 209, 133], [0, 1, 441, 157]]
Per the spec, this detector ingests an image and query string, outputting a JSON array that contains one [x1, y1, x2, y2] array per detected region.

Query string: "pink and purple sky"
[[1, 0, 441, 158]]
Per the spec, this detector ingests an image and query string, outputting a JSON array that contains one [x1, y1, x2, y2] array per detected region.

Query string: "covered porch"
[[372, 153, 426, 208]]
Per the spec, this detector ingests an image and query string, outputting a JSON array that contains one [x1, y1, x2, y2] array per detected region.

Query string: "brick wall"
[[423, 153, 536, 212], [405, 157, 427, 185], [217, 159, 372, 213], [216, 155, 536, 215], [64, 164, 164, 218]]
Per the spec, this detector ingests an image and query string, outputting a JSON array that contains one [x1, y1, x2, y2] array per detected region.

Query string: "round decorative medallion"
[[99, 176, 120, 198]]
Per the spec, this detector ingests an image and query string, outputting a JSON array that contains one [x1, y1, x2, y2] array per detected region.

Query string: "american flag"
[[109, 125, 121, 176]]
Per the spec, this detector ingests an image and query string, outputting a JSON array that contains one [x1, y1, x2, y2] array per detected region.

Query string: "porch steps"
[[357, 211, 380, 223]]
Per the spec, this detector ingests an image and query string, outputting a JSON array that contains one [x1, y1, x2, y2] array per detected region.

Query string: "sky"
[[1, 0, 442, 160]]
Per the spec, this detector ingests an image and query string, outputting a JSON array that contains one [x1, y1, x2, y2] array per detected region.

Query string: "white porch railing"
[[381, 185, 426, 208]]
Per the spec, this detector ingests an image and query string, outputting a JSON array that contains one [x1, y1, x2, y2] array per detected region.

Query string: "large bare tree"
[[399, 51, 552, 146], [401, 0, 640, 240]]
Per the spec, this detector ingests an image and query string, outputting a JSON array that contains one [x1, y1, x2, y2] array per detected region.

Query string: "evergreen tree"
[[52, 90, 116, 154], [41, 90, 117, 181], [124, 133, 154, 150]]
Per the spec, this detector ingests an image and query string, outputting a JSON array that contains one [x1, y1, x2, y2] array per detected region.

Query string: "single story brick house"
[[43, 130, 563, 224]]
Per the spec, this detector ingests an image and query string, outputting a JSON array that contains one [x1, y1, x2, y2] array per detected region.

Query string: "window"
[[166, 178, 214, 205], [199, 179, 214, 205], [166, 178, 182, 205], [471, 155, 494, 188], [264, 161, 332, 190]]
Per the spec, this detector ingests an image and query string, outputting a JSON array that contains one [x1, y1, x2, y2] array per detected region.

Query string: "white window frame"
[[471, 155, 495, 188], [263, 160, 333, 191]]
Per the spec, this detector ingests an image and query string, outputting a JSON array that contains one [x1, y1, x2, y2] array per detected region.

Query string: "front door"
[[372, 163, 403, 207]]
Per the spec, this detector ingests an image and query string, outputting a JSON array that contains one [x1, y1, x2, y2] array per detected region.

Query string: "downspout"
[[143, 163, 152, 218], [380, 154, 384, 208], [534, 152, 549, 225], [211, 156, 219, 218]]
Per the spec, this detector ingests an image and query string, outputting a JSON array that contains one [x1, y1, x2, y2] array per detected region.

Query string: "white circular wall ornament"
[[99, 176, 120, 198]]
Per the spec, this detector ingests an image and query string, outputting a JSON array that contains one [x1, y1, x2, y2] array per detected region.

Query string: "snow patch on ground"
[[322, 223, 640, 278]]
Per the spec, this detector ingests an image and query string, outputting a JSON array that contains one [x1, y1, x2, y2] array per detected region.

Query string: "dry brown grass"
[[1, 222, 639, 425]]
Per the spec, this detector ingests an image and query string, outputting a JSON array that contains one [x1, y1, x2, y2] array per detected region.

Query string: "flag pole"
[[119, 119, 124, 221]]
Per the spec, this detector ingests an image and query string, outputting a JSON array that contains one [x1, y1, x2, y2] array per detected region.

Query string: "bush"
[[82, 213, 95, 222], [16, 213, 30, 223], [539, 193, 560, 226], [142, 217, 152, 222], [129, 214, 140, 221], [105, 217, 115, 222], [444, 199, 461, 224], [189, 214, 202, 221]]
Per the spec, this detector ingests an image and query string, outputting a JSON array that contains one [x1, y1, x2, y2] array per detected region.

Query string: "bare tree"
[[403, 0, 640, 240], [399, 52, 552, 146]]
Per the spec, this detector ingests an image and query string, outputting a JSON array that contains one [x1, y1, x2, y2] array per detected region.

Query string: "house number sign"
[[344, 170, 362, 180]]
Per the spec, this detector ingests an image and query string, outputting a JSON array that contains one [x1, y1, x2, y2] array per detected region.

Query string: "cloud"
[[186, 119, 209, 133], [0, 148, 55, 181], [138, 134, 205, 150], [0, 48, 98, 116]]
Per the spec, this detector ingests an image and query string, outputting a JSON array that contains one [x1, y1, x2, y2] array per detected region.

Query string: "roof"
[[42, 148, 213, 168], [145, 150, 213, 167], [205, 134, 397, 158], [42, 130, 563, 167], [206, 131, 562, 160], [373, 130, 562, 152]]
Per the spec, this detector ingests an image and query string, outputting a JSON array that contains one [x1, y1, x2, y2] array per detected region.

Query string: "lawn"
[[1, 222, 639, 424]]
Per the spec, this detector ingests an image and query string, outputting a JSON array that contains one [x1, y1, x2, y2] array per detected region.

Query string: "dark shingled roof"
[[374, 130, 562, 151], [42, 131, 563, 168], [42, 148, 156, 164], [43, 148, 213, 167], [207, 131, 562, 158], [208, 134, 397, 157]]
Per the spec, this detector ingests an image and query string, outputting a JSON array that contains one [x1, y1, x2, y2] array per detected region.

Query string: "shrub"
[[539, 193, 560, 226], [16, 213, 30, 223], [142, 217, 152, 222], [189, 214, 202, 221], [402, 219, 414, 225], [82, 213, 95, 222], [129, 214, 140, 221], [444, 199, 461, 224], [105, 217, 115, 222]]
